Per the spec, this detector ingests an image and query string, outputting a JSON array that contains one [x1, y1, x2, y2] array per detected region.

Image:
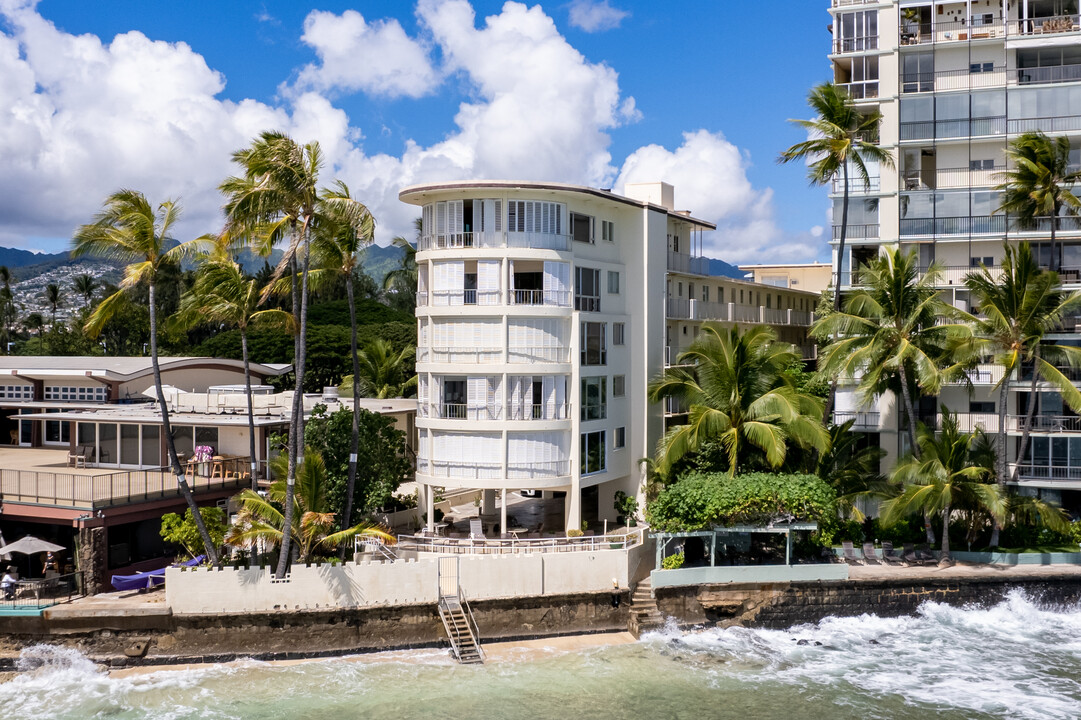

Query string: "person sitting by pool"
[[1, 566, 17, 600]]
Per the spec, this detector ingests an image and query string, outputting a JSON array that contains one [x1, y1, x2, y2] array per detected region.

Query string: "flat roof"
[[398, 180, 717, 230], [0, 356, 293, 381], [738, 263, 832, 270]]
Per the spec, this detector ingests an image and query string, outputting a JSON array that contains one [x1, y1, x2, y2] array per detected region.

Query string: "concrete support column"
[[564, 487, 581, 532], [425, 483, 435, 532], [482, 488, 496, 515], [500, 488, 508, 537]]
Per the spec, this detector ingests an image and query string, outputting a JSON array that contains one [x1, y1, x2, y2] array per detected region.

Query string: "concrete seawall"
[[655, 572, 1081, 628]]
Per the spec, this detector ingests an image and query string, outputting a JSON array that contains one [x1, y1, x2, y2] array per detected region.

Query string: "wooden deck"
[[0, 448, 248, 510]]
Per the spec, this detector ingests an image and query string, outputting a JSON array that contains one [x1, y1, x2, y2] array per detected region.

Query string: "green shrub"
[[646, 472, 836, 532], [661, 552, 685, 570], [614, 490, 639, 525], [160, 507, 226, 560]]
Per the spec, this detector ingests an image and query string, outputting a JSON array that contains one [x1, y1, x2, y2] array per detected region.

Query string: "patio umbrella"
[[0, 536, 65, 555]]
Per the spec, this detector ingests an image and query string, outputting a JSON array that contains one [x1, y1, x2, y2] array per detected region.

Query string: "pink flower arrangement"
[[192, 445, 215, 463]]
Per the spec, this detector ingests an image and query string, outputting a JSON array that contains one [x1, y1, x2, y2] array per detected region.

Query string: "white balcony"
[[418, 231, 570, 252], [507, 346, 571, 364], [506, 403, 571, 421], [667, 251, 709, 276], [427, 347, 504, 364], [508, 289, 571, 307]]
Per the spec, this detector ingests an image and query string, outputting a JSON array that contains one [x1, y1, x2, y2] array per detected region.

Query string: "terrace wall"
[[165, 544, 652, 614]]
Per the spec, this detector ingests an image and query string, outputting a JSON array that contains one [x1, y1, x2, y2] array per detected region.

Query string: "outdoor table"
[[507, 527, 528, 539], [433, 522, 449, 536]]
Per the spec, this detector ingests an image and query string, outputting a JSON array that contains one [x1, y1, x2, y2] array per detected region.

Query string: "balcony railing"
[[900, 216, 1005, 237], [665, 300, 814, 327], [931, 166, 1002, 189], [509, 289, 571, 307], [507, 460, 570, 480], [1011, 64, 1081, 86], [436, 404, 503, 421], [832, 0, 879, 6], [832, 35, 878, 55], [832, 411, 880, 430], [831, 175, 881, 194], [424, 460, 504, 480], [832, 224, 879, 240], [428, 347, 503, 363], [900, 18, 1005, 46], [1015, 415, 1081, 432], [507, 403, 571, 421], [429, 289, 502, 306], [837, 81, 879, 101], [1013, 465, 1081, 482], [574, 295, 601, 312], [666, 297, 690, 319], [900, 117, 1006, 142], [1011, 14, 1081, 37], [664, 397, 689, 415], [902, 67, 1006, 94], [419, 231, 570, 252], [667, 251, 709, 276], [935, 413, 1002, 433]]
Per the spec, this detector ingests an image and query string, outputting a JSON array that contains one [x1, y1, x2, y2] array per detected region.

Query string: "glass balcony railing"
[[666, 251, 710, 275]]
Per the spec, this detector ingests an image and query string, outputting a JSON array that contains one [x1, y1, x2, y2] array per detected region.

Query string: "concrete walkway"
[[848, 561, 1081, 581]]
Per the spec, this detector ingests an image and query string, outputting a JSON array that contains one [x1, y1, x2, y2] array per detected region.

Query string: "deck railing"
[[0, 460, 252, 510], [397, 526, 646, 554], [0, 571, 84, 609]]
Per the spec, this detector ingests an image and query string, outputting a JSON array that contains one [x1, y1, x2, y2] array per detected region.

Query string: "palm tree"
[[382, 218, 420, 307], [221, 131, 371, 578], [311, 180, 375, 552], [780, 82, 893, 313], [73, 274, 98, 309], [339, 338, 417, 399], [44, 283, 63, 328], [882, 410, 1007, 561], [23, 312, 44, 354], [225, 450, 394, 564], [813, 247, 967, 461], [71, 189, 218, 564], [646, 323, 829, 477], [997, 131, 1081, 273], [961, 243, 1081, 487], [815, 420, 886, 521], [175, 255, 292, 491]]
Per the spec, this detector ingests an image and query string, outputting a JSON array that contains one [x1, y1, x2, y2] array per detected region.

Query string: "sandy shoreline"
[[105, 631, 640, 678]]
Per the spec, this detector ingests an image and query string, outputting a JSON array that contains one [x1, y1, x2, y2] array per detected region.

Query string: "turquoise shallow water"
[[4, 590, 1081, 720]]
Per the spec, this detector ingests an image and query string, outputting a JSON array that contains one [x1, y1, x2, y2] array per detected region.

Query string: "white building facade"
[[828, 0, 1081, 508], [401, 181, 819, 531]]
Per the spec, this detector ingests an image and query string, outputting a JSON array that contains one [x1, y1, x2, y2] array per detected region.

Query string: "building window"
[[601, 220, 615, 242], [970, 158, 994, 171], [719, 287, 724, 304], [581, 322, 607, 365], [44, 386, 108, 402], [608, 270, 620, 294], [575, 267, 601, 311], [571, 212, 593, 244], [613, 322, 625, 346], [581, 430, 606, 475], [0, 385, 33, 400], [766, 295, 771, 309], [970, 256, 994, 268], [702, 286, 709, 302], [614, 427, 625, 449], [581, 377, 607, 421], [969, 62, 994, 74], [970, 401, 995, 413], [613, 375, 625, 397]]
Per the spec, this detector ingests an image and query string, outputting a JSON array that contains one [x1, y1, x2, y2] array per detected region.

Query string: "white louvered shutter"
[[418, 374, 428, 418], [468, 377, 487, 420], [478, 260, 500, 305], [543, 376, 555, 420], [448, 261, 464, 306]]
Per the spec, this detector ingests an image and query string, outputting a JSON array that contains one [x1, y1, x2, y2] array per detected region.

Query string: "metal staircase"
[[437, 557, 484, 664]]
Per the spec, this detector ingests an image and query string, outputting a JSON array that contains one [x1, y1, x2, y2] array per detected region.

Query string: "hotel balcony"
[[832, 35, 878, 56], [665, 298, 813, 327], [508, 289, 572, 307], [832, 411, 880, 430], [418, 230, 570, 253], [902, 66, 1081, 95], [900, 18, 1006, 47], [666, 251, 709, 276], [830, 174, 881, 194], [426, 347, 505, 364], [903, 166, 1003, 191], [832, 223, 879, 241], [426, 402, 571, 422], [418, 289, 572, 309], [837, 80, 879, 101], [1013, 465, 1081, 484], [419, 458, 570, 483]]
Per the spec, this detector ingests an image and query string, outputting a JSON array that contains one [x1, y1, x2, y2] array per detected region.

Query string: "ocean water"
[[3, 590, 1081, 720]]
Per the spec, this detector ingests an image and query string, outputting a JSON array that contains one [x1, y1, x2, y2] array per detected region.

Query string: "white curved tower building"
[[400, 180, 816, 532]]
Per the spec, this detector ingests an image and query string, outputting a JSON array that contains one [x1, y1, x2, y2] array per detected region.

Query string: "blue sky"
[[0, 0, 834, 263]]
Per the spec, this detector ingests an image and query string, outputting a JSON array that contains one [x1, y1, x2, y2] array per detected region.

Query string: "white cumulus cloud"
[[567, 0, 628, 32], [292, 9, 438, 99], [0, 0, 816, 267], [617, 131, 821, 264]]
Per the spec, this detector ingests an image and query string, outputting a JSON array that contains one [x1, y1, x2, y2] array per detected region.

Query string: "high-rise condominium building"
[[829, 0, 1081, 509], [400, 181, 819, 531]]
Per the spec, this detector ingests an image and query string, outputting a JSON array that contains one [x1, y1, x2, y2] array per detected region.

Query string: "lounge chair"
[[469, 518, 485, 540], [916, 543, 938, 564], [881, 541, 905, 566], [841, 541, 863, 565], [903, 543, 936, 566], [861, 542, 881, 565]]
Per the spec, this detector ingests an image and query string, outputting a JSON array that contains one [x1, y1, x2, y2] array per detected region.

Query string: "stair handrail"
[[459, 589, 485, 662]]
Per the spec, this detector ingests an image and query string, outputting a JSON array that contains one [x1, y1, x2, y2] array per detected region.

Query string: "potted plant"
[[614, 491, 639, 527]]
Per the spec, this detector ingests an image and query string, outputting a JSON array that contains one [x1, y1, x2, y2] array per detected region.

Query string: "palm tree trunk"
[[241, 326, 257, 492], [1051, 205, 1059, 273], [990, 377, 1011, 547], [834, 163, 849, 313], [341, 272, 361, 559], [897, 363, 921, 460], [940, 503, 951, 561], [1011, 344, 1042, 485], [277, 250, 302, 578], [150, 282, 218, 565]]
